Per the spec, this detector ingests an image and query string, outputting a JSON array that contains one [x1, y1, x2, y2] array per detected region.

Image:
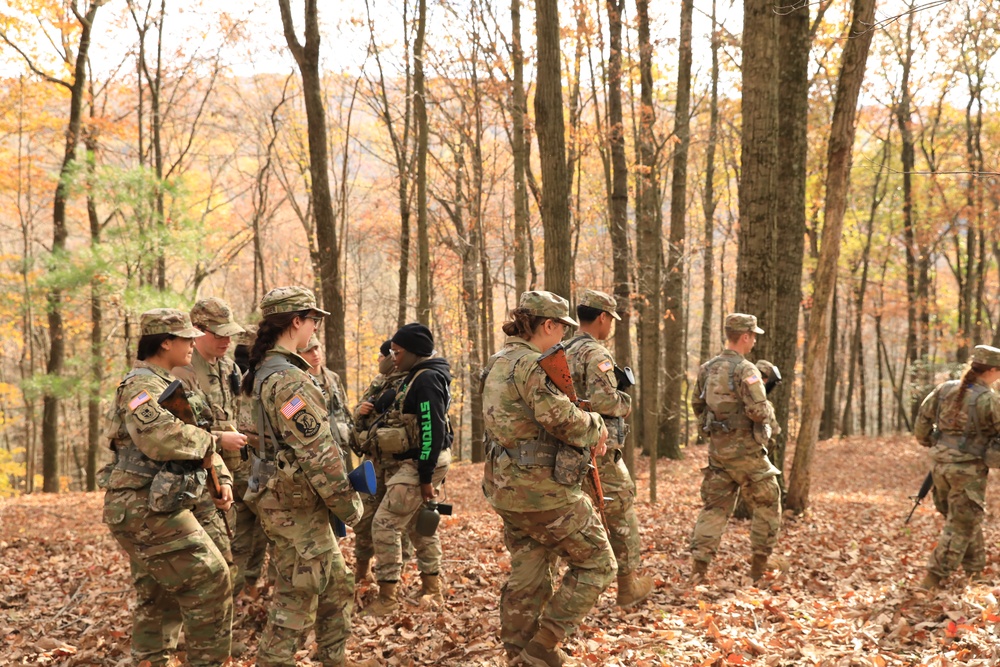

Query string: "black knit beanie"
[[379, 339, 392, 357], [391, 323, 434, 357]]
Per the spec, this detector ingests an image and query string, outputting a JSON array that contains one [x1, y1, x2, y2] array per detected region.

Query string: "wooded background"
[[1, 0, 997, 514]]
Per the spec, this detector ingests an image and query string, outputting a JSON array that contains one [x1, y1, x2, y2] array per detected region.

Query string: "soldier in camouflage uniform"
[[565, 289, 653, 608], [101, 309, 234, 667], [914, 345, 1000, 589], [299, 334, 355, 467], [690, 313, 780, 583], [366, 323, 453, 615], [351, 340, 412, 583], [241, 286, 365, 667], [172, 297, 264, 600], [482, 291, 616, 667]]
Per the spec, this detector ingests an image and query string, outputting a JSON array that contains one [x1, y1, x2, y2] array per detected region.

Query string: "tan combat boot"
[[354, 557, 372, 583], [616, 572, 654, 608], [517, 627, 582, 667], [690, 559, 709, 585], [364, 581, 398, 616], [420, 572, 444, 600], [750, 554, 770, 582], [919, 571, 942, 590]]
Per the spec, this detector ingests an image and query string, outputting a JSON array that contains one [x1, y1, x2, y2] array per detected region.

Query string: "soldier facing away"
[[690, 313, 781, 583], [914, 345, 1000, 589], [299, 334, 355, 467], [565, 289, 653, 607], [100, 308, 234, 667], [482, 291, 616, 667], [241, 286, 366, 667]]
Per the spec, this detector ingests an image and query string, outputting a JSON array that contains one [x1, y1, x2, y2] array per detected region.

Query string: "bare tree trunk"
[[635, 0, 662, 501], [278, 0, 348, 380], [660, 0, 693, 459], [84, 108, 104, 492], [535, 0, 572, 298], [786, 0, 876, 513], [699, 0, 721, 367], [511, 0, 530, 297], [414, 0, 431, 324]]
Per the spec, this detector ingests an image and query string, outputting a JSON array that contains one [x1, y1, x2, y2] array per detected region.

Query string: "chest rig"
[[700, 355, 753, 434]]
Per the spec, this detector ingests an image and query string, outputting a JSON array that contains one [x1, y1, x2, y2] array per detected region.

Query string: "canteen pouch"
[[552, 442, 590, 486], [269, 450, 317, 509], [376, 426, 410, 455], [148, 463, 207, 513]]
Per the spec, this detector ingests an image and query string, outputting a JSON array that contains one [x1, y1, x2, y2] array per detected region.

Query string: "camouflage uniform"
[[690, 314, 780, 571], [246, 287, 364, 667], [351, 369, 410, 571], [914, 345, 1000, 582], [482, 291, 616, 659], [174, 297, 266, 597], [101, 309, 233, 667], [301, 335, 355, 465]]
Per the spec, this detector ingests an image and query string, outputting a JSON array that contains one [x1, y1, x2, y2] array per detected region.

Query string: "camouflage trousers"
[[257, 508, 354, 667], [495, 497, 617, 651], [690, 453, 781, 563], [928, 460, 987, 578], [225, 454, 270, 594], [372, 450, 451, 582], [104, 488, 233, 667], [582, 449, 641, 575], [353, 455, 413, 565]]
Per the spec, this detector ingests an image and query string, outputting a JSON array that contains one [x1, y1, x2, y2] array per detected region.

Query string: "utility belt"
[[112, 442, 207, 513], [112, 442, 161, 478], [703, 413, 753, 435], [934, 430, 988, 457], [489, 432, 590, 486]]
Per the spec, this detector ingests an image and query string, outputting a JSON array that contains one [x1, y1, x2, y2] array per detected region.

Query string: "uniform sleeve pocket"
[[103, 502, 127, 525]]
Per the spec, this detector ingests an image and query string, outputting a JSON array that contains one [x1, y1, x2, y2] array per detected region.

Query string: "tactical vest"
[[933, 381, 991, 457], [109, 367, 163, 478], [248, 354, 299, 491], [701, 355, 753, 434], [381, 367, 433, 455], [481, 345, 560, 467]]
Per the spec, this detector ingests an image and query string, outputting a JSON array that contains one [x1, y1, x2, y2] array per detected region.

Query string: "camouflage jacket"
[[256, 346, 362, 523], [103, 360, 230, 491], [352, 370, 407, 452], [565, 333, 630, 444], [692, 349, 775, 461], [915, 378, 1000, 464], [173, 348, 242, 458], [482, 336, 605, 512]]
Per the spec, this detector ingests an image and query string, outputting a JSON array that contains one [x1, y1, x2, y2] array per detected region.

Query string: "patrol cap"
[[972, 345, 1000, 367], [234, 323, 258, 347], [578, 289, 620, 321], [519, 290, 578, 327], [300, 334, 322, 353], [725, 313, 764, 335], [259, 286, 330, 318], [190, 297, 245, 337], [140, 308, 204, 338]]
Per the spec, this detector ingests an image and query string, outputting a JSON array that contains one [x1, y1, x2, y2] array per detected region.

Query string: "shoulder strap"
[[396, 367, 431, 408], [122, 366, 157, 384], [564, 335, 589, 351], [253, 355, 299, 459]]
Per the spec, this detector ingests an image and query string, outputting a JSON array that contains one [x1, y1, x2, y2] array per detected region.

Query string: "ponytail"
[[501, 307, 548, 339], [241, 310, 310, 395], [955, 362, 998, 405]]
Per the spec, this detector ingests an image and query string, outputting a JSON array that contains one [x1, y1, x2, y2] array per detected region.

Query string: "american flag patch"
[[598, 360, 613, 373], [129, 391, 152, 410], [280, 395, 306, 419], [745, 375, 760, 385]]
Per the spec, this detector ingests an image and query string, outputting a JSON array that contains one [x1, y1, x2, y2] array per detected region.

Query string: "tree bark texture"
[[414, 0, 431, 324], [511, 0, 530, 297], [534, 0, 571, 298], [278, 0, 348, 382], [700, 0, 720, 367], [660, 0, 693, 459], [786, 0, 877, 513]]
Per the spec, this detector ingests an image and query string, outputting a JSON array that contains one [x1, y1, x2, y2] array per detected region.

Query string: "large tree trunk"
[[42, 1, 104, 493], [414, 0, 431, 324], [635, 0, 662, 501], [734, 0, 779, 353], [278, 0, 348, 381], [511, 0, 530, 297], [534, 0, 571, 298], [786, 0, 876, 513], [605, 0, 635, 474], [660, 0, 693, 459]]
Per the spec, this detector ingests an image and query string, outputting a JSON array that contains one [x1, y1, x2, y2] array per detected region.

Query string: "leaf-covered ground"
[[5, 435, 1000, 666]]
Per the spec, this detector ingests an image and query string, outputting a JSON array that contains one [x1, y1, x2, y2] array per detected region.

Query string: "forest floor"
[[4, 435, 1000, 666]]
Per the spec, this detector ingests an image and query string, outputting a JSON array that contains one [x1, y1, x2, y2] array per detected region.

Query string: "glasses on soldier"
[[306, 316, 323, 326]]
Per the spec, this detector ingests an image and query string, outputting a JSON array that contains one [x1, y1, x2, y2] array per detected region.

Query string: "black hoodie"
[[398, 356, 453, 484]]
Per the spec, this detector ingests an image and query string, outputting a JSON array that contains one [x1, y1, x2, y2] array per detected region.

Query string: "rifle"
[[904, 472, 934, 525], [158, 380, 234, 539], [537, 343, 609, 526]]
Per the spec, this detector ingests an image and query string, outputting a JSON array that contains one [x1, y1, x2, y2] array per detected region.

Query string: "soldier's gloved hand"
[[213, 483, 234, 511], [594, 423, 609, 458], [218, 431, 248, 452], [420, 482, 436, 502], [358, 401, 375, 416]]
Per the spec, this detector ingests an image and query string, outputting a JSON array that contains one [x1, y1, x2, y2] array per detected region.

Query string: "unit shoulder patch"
[[135, 402, 159, 425], [293, 410, 320, 438]]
